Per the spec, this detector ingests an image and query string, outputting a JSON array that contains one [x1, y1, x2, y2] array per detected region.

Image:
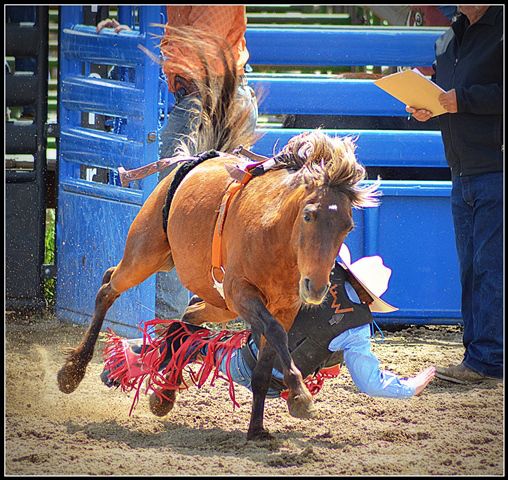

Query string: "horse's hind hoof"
[[287, 394, 317, 419], [149, 390, 177, 417], [57, 361, 86, 394]]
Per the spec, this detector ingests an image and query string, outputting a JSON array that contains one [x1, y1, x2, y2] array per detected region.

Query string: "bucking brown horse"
[[57, 27, 379, 440]]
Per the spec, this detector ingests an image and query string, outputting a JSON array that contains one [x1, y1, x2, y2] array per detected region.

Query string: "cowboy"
[[101, 246, 435, 415]]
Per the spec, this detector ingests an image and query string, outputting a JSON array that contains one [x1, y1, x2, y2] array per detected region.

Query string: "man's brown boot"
[[435, 362, 497, 384]]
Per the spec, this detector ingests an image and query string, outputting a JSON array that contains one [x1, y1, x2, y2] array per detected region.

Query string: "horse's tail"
[[159, 26, 261, 157]]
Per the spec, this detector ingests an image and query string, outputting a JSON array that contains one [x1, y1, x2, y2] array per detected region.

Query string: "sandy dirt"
[[5, 311, 504, 476]]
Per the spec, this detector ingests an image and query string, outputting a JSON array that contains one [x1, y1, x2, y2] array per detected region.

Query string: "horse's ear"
[[298, 164, 318, 191], [304, 179, 314, 192]]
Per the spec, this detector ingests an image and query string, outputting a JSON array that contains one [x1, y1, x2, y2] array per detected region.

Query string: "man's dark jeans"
[[451, 171, 503, 379]]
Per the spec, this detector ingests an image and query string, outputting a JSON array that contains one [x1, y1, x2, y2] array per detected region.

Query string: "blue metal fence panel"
[[59, 127, 145, 170], [248, 76, 411, 116], [253, 128, 447, 167], [61, 25, 148, 66], [349, 181, 461, 325], [56, 6, 164, 337], [246, 26, 445, 67], [60, 76, 146, 118]]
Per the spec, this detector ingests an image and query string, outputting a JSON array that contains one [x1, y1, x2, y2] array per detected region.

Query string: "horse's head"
[[283, 131, 380, 305], [293, 187, 354, 304]]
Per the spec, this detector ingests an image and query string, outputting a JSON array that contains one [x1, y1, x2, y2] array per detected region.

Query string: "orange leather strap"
[[211, 169, 254, 284]]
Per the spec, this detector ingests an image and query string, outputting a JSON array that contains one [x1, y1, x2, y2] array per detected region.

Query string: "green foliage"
[[44, 208, 56, 306]]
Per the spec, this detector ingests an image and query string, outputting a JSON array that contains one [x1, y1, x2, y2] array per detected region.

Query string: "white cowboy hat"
[[338, 244, 399, 313]]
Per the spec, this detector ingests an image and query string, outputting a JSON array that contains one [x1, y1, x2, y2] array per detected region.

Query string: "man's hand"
[[405, 105, 433, 122], [438, 89, 458, 113], [96, 18, 131, 34], [405, 87, 458, 121]]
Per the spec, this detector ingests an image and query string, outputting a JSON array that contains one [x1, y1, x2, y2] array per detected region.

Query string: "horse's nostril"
[[301, 277, 329, 305], [303, 278, 329, 298]]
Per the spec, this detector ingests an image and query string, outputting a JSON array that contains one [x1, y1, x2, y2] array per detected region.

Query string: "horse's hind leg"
[[101, 266, 116, 285], [57, 184, 175, 394], [57, 276, 122, 393], [58, 250, 174, 393]]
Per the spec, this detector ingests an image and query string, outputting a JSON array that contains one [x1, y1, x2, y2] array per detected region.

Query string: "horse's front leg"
[[247, 341, 277, 440], [261, 312, 316, 420], [228, 282, 316, 432]]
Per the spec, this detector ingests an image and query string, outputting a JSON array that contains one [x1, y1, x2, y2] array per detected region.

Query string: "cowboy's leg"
[[181, 299, 238, 325], [148, 320, 211, 416], [215, 336, 283, 398], [101, 321, 209, 388]]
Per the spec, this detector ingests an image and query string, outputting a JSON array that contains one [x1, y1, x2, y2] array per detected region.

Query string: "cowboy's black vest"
[[240, 262, 373, 392]]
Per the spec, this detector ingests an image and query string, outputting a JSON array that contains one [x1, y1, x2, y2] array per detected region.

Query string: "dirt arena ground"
[[5, 311, 504, 476]]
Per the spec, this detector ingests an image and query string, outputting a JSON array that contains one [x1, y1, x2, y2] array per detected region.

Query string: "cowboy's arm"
[[328, 324, 415, 398]]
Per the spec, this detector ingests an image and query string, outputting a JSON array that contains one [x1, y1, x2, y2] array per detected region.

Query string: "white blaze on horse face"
[[328, 204, 338, 211]]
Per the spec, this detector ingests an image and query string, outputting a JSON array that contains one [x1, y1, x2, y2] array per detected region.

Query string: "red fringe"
[[279, 364, 341, 401], [103, 319, 251, 415], [103, 319, 341, 415]]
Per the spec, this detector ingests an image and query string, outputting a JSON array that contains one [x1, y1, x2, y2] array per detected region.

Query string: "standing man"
[[157, 5, 258, 320], [407, 5, 503, 383]]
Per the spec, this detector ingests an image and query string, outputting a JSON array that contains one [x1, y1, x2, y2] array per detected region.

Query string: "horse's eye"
[[303, 205, 317, 222]]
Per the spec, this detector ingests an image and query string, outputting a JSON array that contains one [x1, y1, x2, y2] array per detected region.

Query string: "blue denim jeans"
[[451, 172, 503, 378], [219, 323, 415, 400], [155, 81, 258, 319], [216, 338, 286, 399]]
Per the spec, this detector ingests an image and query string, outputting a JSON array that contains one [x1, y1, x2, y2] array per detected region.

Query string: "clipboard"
[[374, 68, 447, 117]]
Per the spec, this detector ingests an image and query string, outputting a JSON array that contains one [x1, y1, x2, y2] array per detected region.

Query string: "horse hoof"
[[247, 429, 274, 441], [149, 390, 177, 417], [57, 362, 85, 394], [287, 394, 317, 419]]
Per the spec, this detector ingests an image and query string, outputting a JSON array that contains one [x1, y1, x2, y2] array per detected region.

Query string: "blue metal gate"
[[56, 6, 166, 336]]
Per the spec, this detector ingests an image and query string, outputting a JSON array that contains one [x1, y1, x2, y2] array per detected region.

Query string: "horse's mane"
[[274, 131, 380, 208], [158, 27, 378, 209]]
